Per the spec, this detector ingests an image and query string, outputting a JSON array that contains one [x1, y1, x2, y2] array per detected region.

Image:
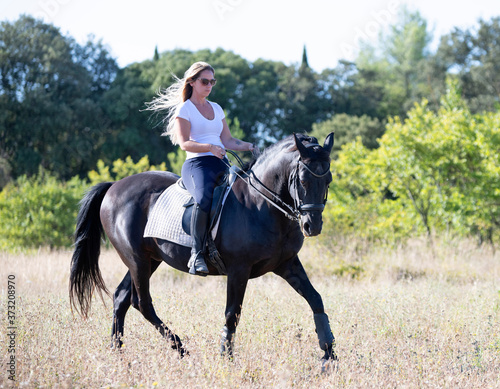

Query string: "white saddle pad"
[[144, 167, 240, 247], [144, 183, 193, 247]]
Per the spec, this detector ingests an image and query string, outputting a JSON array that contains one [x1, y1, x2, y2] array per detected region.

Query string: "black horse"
[[69, 133, 336, 364]]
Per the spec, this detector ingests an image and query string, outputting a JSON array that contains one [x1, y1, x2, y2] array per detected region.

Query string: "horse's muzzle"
[[301, 214, 323, 237]]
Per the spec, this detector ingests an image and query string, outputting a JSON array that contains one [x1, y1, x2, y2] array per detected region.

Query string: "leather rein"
[[225, 144, 330, 223]]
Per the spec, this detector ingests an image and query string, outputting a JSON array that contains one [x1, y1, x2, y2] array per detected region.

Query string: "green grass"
[[1, 237, 499, 388]]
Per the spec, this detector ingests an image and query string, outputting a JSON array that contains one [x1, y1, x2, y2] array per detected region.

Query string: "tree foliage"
[[433, 17, 500, 112], [326, 80, 500, 243], [310, 113, 385, 157], [88, 155, 167, 184], [0, 157, 168, 250], [2, 13, 500, 181], [354, 8, 432, 118], [1, 13, 500, 248], [0, 15, 118, 180]]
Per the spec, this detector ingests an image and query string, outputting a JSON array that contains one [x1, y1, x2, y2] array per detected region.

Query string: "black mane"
[[242, 133, 329, 172]]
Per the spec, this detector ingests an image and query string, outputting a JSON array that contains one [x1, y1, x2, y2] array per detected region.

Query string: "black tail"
[[69, 182, 113, 318]]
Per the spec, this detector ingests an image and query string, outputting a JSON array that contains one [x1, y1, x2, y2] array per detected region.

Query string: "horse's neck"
[[251, 152, 295, 196]]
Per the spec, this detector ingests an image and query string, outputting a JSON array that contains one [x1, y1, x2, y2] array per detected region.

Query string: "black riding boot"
[[187, 204, 209, 276]]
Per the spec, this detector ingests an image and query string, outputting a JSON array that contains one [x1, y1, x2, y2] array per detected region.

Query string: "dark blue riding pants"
[[181, 156, 228, 213]]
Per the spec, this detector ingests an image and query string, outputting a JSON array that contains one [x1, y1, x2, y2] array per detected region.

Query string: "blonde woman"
[[147, 62, 255, 276]]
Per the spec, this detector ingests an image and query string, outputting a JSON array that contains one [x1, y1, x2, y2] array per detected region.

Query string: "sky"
[[2, 0, 500, 72]]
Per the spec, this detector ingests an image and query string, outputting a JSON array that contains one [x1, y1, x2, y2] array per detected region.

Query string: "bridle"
[[289, 158, 330, 214], [225, 144, 331, 223]]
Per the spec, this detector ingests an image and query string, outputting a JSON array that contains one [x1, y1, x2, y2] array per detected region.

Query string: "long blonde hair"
[[146, 62, 215, 144]]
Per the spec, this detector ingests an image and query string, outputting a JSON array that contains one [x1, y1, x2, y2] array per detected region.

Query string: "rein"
[[224, 147, 330, 223], [248, 170, 302, 221], [223, 152, 300, 221]]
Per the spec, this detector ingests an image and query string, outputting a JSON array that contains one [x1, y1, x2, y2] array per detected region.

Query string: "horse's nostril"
[[302, 220, 323, 237]]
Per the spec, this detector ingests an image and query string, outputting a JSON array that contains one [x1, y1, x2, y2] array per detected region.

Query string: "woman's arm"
[[174, 117, 226, 158], [220, 119, 254, 151]]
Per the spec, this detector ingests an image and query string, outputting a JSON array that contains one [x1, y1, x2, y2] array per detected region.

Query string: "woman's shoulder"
[[179, 99, 194, 110], [209, 101, 225, 118], [177, 100, 194, 118]]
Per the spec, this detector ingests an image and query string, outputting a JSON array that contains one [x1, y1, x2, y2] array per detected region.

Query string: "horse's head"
[[291, 133, 334, 237]]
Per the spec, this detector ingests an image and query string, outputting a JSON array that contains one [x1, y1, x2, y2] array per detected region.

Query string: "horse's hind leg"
[[129, 257, 187, 356], [111, 271, 132, 348], [111, 260, 162, 348]]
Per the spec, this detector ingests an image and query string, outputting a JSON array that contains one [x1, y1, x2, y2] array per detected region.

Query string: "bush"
[[324, 79, 500, 244], [0, 170, 87, 250], [0, 155, 170, 251], [88, 155, 167, 184]]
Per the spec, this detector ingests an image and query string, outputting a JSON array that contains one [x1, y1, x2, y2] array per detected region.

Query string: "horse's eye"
[[300, 180, 307, 186]]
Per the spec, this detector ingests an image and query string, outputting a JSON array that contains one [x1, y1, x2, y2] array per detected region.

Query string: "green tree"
[[355, 8, 432, 118], [310, 114, 385, 157], [0, 156, 11, 189], [318, 60, 387, 119], [231, 58, 284, 143], [324, 138, 414, 242], [275, 48, 329, 138], [99, 62, 172, 167], [325, 79, 500, 243], [434, 17, 500, 112], [0, 15, 118, 179], [379, 79, 500, 240]]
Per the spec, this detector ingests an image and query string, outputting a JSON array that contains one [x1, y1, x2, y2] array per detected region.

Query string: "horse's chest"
[[281, 229, 304, 257]]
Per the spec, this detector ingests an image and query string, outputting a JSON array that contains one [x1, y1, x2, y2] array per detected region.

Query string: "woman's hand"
[[251, 145, 261, 157], [210, 144, 226, 159]]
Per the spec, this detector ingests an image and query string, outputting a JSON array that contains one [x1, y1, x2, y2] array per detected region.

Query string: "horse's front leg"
[[221, 268, 250, 359], [274, 256, 337, 364]]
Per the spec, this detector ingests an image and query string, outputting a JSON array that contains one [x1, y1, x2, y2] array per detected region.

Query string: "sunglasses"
[[197, 78, 217, 86]]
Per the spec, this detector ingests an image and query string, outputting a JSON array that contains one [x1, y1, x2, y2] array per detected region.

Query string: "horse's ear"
[[323, 132, 334, 154], [293, 133, 308, 157]]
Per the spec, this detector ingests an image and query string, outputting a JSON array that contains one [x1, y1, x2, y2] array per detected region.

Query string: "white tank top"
[[176, 99, 225, 159]]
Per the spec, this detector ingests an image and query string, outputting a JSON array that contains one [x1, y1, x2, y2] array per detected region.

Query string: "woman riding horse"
[[146, 62, 255, 276], [69, 73, 337, 366]]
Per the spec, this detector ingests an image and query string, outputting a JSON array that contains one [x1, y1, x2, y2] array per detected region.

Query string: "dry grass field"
[[1, 237, 499, 388]]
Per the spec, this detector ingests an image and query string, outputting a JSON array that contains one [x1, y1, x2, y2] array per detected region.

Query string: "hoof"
[[321, 345, 338, 373], [321, 357, 339, 374], [169, 334, 188, 358], [220, 326, 235, 360], [178, 346, 189, 358], [110, 337, 123, 350], [220, 345, 234, 361]]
